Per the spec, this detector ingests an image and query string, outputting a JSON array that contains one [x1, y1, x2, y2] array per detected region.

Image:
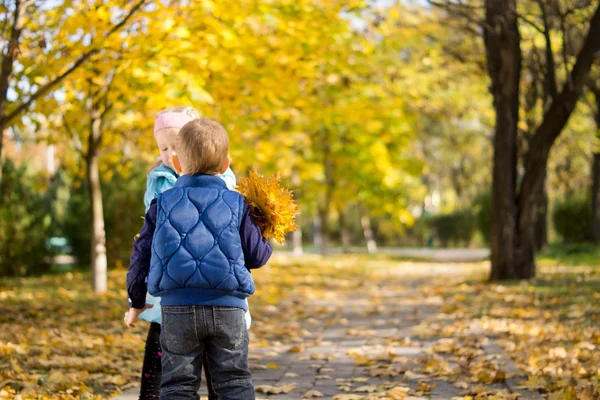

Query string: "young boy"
[[126, 118, 272, 400]]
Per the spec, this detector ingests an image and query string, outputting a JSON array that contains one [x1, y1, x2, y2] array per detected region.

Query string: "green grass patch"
[[537, 242, 600, 267]]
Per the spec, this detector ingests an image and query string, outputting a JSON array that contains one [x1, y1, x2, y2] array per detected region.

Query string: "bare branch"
[[517, 13, 545, 34], [424, 33, 486, 71], [537, 0, 558, 101], [530, 2, 600, 150], [427, 0, 489, 31], [62, 113, 84, 157], [588, 77, 600, 105], [557, 2, 572, 85]]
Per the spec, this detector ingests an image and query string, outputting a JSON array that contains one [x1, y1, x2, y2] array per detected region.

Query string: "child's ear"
[[172, 152, 183, 175], [219, 157, 231, 174]]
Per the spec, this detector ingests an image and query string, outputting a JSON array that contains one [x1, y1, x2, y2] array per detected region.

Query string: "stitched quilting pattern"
[[148, 186, 254, 296]]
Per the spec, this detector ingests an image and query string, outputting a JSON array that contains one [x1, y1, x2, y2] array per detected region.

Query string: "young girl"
[[137, 106, 251, 398]]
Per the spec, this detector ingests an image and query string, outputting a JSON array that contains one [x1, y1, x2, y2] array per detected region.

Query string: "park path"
[[114, 252, 539, 400], [276, 248, 490, 263]]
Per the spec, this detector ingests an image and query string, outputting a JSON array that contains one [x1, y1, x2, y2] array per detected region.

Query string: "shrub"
[[62, 163, 147, 268], [0, 160, 53, 276], [61, 179, 92, 267], [102, 164, 147, 266], [552, 192, 592, 243], [403, 216, 432, 246], [429, 211, 476, 247]]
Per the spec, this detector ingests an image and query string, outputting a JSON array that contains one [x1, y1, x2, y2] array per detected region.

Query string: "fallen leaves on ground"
[[2, 255, 599, 399], [254, 383, 296, 394], [408, 267, 600, 398], [302, 389, 324, 398]]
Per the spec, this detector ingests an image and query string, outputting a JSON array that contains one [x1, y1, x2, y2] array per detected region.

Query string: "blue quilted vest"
[[148, 174, 254, 310]]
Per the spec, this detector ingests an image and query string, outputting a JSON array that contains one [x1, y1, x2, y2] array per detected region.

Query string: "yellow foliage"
[[236, 170, 299, 244]]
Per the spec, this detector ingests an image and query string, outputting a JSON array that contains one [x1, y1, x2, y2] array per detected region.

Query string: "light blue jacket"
[[143, 163, 237, 211], [138, 163, 246, 325]]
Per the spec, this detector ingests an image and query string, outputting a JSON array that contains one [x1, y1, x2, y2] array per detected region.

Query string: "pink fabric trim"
[[154, 112, 194, 134]]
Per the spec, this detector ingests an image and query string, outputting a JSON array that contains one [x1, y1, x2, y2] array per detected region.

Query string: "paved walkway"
[[114, 261, 538, 400], [277, 248, 490, 263]]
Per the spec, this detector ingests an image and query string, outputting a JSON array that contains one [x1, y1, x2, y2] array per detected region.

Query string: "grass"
[[537, 242, 600, 267]]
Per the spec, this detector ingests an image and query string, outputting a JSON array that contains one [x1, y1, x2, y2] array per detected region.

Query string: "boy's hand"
[[124, 304, 153, 328]]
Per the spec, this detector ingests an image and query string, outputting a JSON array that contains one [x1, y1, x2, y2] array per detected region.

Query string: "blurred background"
[[0, 0, 598, 286]]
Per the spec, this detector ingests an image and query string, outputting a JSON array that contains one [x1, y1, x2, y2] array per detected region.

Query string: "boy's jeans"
[[160, 305, 254, 400]]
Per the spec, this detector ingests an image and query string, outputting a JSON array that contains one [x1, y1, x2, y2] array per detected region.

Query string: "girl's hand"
[[124, 304, 154, 328]]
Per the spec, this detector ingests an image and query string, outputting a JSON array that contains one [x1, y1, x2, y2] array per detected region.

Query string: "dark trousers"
[[159, 306, 254, 400], [140, 323, 217, 399]]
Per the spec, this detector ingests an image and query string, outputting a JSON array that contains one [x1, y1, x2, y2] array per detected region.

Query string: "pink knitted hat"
[[154, 112, 194, 135]]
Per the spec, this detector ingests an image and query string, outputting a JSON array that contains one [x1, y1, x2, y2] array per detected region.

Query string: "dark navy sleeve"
[[240, 202, 273, 269], [126, 199, 157, 309]]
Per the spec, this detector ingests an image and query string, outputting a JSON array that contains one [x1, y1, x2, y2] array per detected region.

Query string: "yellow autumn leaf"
[[237, 169, 300, 244], [303, 390, 325, 398], [385, 386, 411, 399], [288, 344, 305, 353], [332, 395, 364, 400], [255, 384, 297, 395], [353, 384, 377, 393]]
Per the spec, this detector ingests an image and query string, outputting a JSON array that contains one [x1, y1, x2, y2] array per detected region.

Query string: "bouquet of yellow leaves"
[[236, 170, 299, 244]]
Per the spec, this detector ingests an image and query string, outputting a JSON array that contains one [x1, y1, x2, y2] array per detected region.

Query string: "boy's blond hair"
[[177, 118, 229, 175]]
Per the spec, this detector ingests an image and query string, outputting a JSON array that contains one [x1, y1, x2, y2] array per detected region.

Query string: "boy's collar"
[[174, 174, 226, 188]]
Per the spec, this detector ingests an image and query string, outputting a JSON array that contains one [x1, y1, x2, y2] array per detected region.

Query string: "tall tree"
[[488, 1, 600, 279], [430, 0, 600, 279], [589, 82, 600, 242], [0, 0, 146, 193]]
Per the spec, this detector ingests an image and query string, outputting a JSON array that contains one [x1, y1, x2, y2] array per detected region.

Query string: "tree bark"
[[534, 182, 548, 251], [87, 116, 107, 293], [319, 131, 334, 256], [313, 214, 323, 252], [84, 74, 114, 293], [318, 207, 330, 255], [291, 166, 303, 255], [592, 89, 600, 242], [292, 228, 303, 256], [484, 0, 522, 280], [0, 0, 26, 195], [360, 211, 377, 254], [339, 209, 351, 253]]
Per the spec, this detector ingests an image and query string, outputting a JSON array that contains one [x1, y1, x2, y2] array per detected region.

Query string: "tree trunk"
[[485, 1, 600, 280], [291, 166, 303, 255], [592, 90, 600, 242], [319, 131, 334, 256], [292, 228, 303, 256], [484, 0, 522, 281], [0, 121, 5, 194], [319, 206, 329, 255], [534, 180, 548, 251], [360, 211, 377, 254], [339, 209, 351, 253], [87, 150, 107, 293], [0, 1, 26, 195], [313, 214, 323, 251], [0, 126, 4, 191], [87, 111, 107, 293]]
